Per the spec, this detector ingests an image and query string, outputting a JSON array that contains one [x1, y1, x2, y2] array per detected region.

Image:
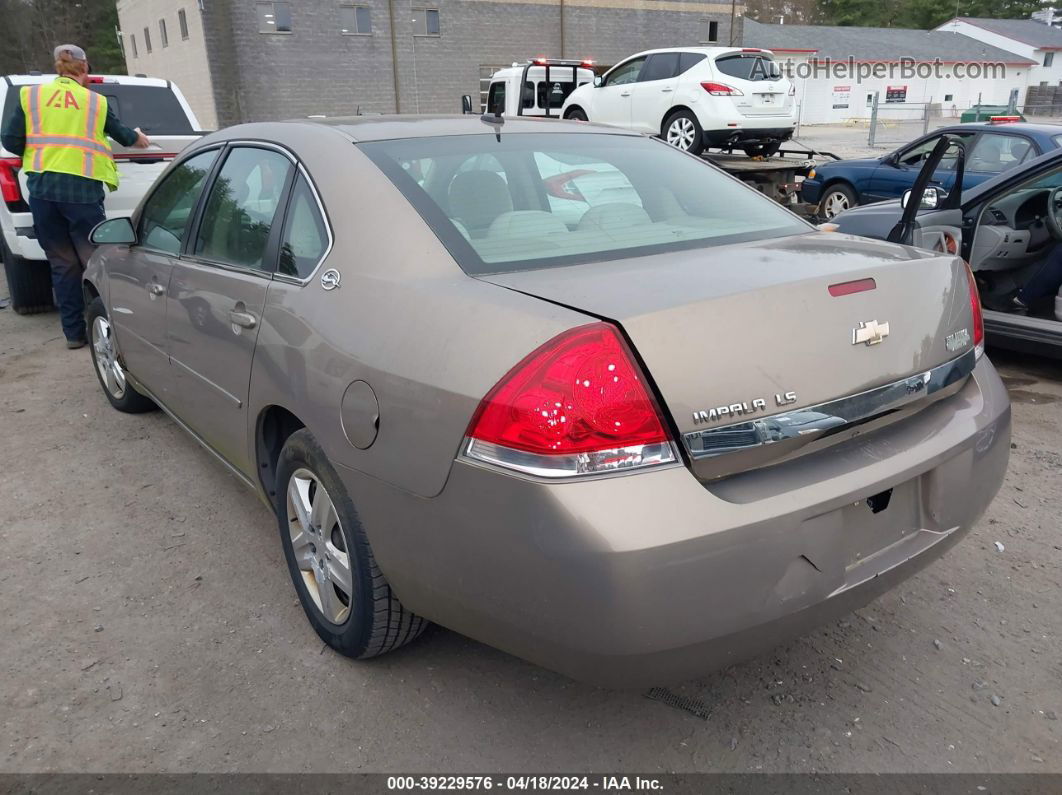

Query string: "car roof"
[[292, 114, 639, 142], [626, 46, 773, 58], [945, 121, 1062, 136], [3, 73, 172, 88], [490, 64, 595, 79]]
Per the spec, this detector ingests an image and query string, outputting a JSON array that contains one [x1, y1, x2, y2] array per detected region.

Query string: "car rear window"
[[359, 132, 809, 275], [714, 53, 781, 82], [2, 83, 194, 136]]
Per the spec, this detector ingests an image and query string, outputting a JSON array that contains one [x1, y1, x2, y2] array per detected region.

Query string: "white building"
[[935, 17, 1062, 92], [744, 19, 1034, 126]]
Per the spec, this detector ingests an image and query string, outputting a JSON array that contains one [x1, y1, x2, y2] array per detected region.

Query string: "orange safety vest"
[[20, 76, 119, 191]]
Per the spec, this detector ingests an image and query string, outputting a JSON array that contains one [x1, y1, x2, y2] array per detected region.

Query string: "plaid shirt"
[[0, 81, 139, 205]]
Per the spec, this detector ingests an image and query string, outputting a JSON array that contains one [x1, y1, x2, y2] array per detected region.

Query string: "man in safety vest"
[[0, 44, 149, 348]]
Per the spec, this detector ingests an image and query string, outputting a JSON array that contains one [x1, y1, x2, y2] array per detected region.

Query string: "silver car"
[[84, 117, 1011, 686]]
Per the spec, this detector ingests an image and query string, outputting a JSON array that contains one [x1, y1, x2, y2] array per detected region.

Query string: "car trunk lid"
[[479, 232, 978, 481]]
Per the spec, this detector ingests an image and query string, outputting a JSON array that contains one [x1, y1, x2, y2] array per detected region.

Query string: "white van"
[[1, 73, 203, 313], [483, 59, 596, 117]]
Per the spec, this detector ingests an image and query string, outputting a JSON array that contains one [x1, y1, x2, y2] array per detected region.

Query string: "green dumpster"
[[960, 106, 1027, 123]]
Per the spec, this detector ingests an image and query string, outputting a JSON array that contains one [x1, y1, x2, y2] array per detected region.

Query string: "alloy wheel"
[[91, 316, 127, 399], [822, 191, 851, 218], [287, 468, 353, 625], [666, 118, 696, 151]]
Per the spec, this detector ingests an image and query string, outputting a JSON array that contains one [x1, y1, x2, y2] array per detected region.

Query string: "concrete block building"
[[117, 0, 744, 129]]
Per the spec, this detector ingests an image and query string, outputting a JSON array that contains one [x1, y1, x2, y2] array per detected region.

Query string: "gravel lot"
[[0, 269, 1059, 774]]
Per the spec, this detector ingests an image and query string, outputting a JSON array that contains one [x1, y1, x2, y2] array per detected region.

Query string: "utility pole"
[[728, 0, 737, 46]]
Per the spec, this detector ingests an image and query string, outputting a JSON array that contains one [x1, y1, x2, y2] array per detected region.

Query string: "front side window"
[[603, 57, 645, 87], [340, 5, 372, 34], [360, 133, 809, 274], [639, 53, 679, 83], [178, 9, 189, 39], [279, 175, 329, 279], [413, 8, 440, 35], [257, 2, 293, 33], [487, 81, 505, 115], [159, 18, 169, 47], [138, 149, 219, 255], [194, 147, 293, 271]]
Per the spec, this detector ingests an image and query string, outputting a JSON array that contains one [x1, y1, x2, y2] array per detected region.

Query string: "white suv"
[[562, 47, 796, 157], [0, 73, 202, 313]]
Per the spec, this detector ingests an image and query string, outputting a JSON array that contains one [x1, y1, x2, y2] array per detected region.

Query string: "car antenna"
[[480, 110, 504, 142]]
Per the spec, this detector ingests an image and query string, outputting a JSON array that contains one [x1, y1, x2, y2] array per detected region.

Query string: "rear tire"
[[818, 183, 858, 220], [86, 297, 156, 413], [662, 110, 704, 156], [276, 429, 427, 659], [1, 236, 54, 315], [565, 107, 588, 121]]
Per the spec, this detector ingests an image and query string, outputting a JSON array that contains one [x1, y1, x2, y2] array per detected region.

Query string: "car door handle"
[[620, 91, 631, 97], [229, 310, 257, 329], [660, 87, 673, 93], [148, 282, 165, 296]]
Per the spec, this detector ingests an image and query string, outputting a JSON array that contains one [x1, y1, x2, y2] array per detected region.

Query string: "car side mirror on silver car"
[[461, 95, 473, 114], [90, 217, 137, 245], [901, 186, 945, 210], [594, 75, 603, 87]]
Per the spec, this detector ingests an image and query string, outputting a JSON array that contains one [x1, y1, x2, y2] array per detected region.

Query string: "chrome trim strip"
[[684, 349, 978, 460]]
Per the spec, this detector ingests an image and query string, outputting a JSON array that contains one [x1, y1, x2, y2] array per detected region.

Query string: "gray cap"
[[53, 44, 88, 62]]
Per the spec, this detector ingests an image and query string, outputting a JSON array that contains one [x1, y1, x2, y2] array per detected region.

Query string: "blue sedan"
[[801, 122, 1062, 218]]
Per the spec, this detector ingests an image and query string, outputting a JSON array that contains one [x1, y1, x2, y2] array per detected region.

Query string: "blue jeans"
[[1018, 243, 1062, 305], [28, 197, 105, 342]]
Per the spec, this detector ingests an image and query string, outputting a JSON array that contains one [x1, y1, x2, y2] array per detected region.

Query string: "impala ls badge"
[[853, 319, 890, 346], [321, 269, 342, 291], [692, 391, 797, 425]]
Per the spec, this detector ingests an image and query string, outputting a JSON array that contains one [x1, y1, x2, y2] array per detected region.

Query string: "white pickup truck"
[[0, 73, 203, 313]]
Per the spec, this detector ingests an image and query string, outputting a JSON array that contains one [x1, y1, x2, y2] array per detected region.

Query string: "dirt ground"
[[0, 269, 1059, 774]]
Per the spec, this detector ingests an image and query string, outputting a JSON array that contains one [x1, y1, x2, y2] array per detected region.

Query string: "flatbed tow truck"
[[469, 58, 839, 214]]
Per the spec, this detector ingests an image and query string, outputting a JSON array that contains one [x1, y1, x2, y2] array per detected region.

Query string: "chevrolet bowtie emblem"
[[853, 319, 890, 346]]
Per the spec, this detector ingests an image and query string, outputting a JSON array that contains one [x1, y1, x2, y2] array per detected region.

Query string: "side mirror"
[[90, 217, 136, 245], [593, 75, 602, 87], [461, 94, 473, 115], [901, 186, 944, 210]]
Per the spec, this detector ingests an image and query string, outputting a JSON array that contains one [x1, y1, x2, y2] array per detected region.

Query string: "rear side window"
[[714, 53, 780, 82], [967, 133, 1035, 173], [278, 175, 329, 279], [91, 84, 195, 134], [678, 52, 707, 74], [138, 149, 219, 254], [537, 80, 577, 109], [1, 86, 21, 140], [194, 147, 293, 271], [639, 53, 679, 82], [360, 132, 809, 274]]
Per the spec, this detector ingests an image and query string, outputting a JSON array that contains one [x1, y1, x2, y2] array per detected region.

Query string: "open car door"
[[887, 136, 967, 256]]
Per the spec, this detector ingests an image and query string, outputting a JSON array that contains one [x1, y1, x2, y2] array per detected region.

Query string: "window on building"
[[709, 21, 719, 42], [340, 5, 372, 34], [159, 18, 169, 47], [412, 8, 440, 36], [257, 2, 293, 33], [700, 19, 719, 43], [1045, 51, 1055, 67], [130, 34, 138, 58], [143, 27, 152, 53], [944, 93, 954, 102], [178, 9, 189, 40]]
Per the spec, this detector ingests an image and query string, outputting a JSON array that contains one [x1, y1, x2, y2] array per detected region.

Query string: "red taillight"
[[965, 262, 985, 355], [701, 81, 743, 96], [464, 323, 675, 477], [0, 157, 22, 203]]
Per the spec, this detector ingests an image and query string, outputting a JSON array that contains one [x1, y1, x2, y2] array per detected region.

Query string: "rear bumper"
[[704, 125, 795, 149], [2, 213, 45, 261], [345, 357, 1010, 687]]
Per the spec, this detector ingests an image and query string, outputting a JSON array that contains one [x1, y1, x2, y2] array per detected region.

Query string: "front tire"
[[86, 296, 156, 413], [276, 429, 427, 659], [818, 183, 858, 219], [662, 110, 704, 156], [565, 107, 588, 121]]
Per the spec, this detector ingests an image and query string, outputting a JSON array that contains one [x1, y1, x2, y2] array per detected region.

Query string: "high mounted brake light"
[[701, 82, 743, 96], [464, 323, 676, 477]]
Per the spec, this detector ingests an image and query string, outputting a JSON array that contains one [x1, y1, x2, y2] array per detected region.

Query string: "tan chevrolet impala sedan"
[[82, 116, 1010, 686]]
